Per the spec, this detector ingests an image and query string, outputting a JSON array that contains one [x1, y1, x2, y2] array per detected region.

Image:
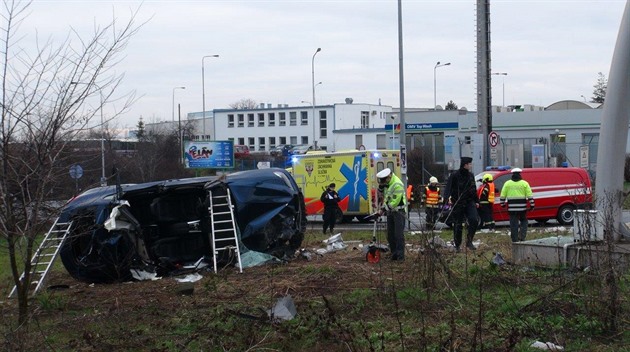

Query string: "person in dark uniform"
[[443, 157, 480, 252], [320, 183, 341, 234]]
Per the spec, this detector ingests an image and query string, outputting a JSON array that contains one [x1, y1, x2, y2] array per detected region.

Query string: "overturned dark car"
[[57, 168, 307, 283]]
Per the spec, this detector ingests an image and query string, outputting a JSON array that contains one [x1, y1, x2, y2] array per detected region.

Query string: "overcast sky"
[[23, 0, 628, 128]]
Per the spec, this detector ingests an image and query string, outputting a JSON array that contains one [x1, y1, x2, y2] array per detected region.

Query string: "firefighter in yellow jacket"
[[377, 168, 407, 261], [477, 174, 496, 231], [422, 176, 442, 230]]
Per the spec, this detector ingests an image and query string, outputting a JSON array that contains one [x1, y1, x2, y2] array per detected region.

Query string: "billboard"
[[183, 141, 234, 169]]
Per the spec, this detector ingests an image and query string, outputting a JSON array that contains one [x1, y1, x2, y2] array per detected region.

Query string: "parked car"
[[234, 144, 250, 158], [57, 168, 307, 283], [270, 144, 294, 157], [289, 144, 321, 155]]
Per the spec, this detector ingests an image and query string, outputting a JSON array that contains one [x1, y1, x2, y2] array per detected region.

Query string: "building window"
[[238, 114, 244, 127], [361, 111, 369, 128], [319, 110, 327, 138], [258, 113, 265, 127], [268, 113, 275, 127], [228, 114, 234, 128], [290, 136, 297, 145], [355, 135, 363, 149], [258, 137, 266, 151], [300, 111, 308, 125], [376, 134, 386, 149], [269, 137, 276, 149], [248, 137, 255, 150], [301, 136, 309, 145], [238, 137, 245, 145], [290, 112, 297, 126], [248, 113, 255, 127], [279, 112, 286, 126], [279, 136, 287, 145]]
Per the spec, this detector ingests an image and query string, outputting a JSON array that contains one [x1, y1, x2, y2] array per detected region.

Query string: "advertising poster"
[[184, 141, 234, 169]]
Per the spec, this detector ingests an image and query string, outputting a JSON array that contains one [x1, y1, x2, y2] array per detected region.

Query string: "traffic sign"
[[69, 164, 83, 179], [489, 131, 499, 148]]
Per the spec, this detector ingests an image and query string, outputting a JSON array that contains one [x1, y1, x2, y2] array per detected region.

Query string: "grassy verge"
[[1, 226, 628, 351]]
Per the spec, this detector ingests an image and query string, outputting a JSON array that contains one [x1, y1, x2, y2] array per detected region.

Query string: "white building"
[[202, 100, 393, 152]]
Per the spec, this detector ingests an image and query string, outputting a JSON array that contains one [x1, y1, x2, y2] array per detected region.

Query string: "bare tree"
[[229, 98, 258, 109], [0, 0, 142, 327]]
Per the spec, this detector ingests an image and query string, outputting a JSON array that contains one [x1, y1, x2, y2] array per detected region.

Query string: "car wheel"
[[557, 205, 575, 225], [60, 227, 134, 283]]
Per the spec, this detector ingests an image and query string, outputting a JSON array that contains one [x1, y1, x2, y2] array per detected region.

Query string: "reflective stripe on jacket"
[[477, 182, 495, 204], [384, 174, 407, 212], [425, 187, 440, 207], [499, 179, 534, 212]]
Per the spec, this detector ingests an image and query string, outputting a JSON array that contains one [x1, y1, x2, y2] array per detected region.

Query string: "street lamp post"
[[71, 81, 107, 186], [202, 54, 219, 140], [312, 47, 321, 146], [433, 61, 451, 109], [172, 86, 185, 122], [492, 72, 508, 107], [390, 115, 396, 149]]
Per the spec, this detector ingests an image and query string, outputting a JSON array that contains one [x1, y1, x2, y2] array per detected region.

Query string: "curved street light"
[[433, 61, 451, 109], [202, 54, 219, 140], [312, 48, 321, 146]]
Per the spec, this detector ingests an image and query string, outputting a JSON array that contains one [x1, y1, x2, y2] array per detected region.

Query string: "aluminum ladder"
[[208, 188, 243, 273], [9, 218, 73, 298]]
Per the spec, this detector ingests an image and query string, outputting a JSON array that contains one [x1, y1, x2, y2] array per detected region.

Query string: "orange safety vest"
[[477, 182, 495, 203], [425, 187, 440, 207], [407, 185, 414, 202]]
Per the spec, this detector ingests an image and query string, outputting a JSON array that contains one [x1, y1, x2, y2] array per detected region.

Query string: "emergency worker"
[[422, 176, 442, 230], [377, 168, 407, 261], [443, 157, 479, 252], [499, 168, 535, 242], [477, 174, 496, 230], [320, 183, 341, 234]]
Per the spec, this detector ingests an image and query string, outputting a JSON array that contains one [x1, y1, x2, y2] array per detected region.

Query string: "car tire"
[[60, 227, 134, 283], [557, 204, 575, 225]]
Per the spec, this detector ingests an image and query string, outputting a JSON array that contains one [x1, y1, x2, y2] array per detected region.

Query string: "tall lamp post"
[[311, 47, 321, 146], [492, 72, 508, 107], [202, 54, 219, 140], [433, 61, 451, 109], [172, 86, 185, 122], [71, 81, 107, 186]]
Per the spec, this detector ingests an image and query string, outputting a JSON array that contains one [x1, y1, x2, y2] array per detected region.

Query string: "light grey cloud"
[[19, 0, 628, 127]]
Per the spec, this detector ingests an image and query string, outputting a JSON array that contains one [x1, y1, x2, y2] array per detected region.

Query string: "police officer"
[[499, 168, 535, 242], [377, 168, 407, 261], [443, 157, 479, 252], [423, 176, 442, 230], [477, 174, 496, 231], [320, 183, 341, 234]]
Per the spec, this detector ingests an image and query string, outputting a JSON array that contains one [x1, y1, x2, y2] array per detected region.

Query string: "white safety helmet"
[[376, 168, 392, 179], [511, 167, 523, 173], [429, 176, 438, 184]]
